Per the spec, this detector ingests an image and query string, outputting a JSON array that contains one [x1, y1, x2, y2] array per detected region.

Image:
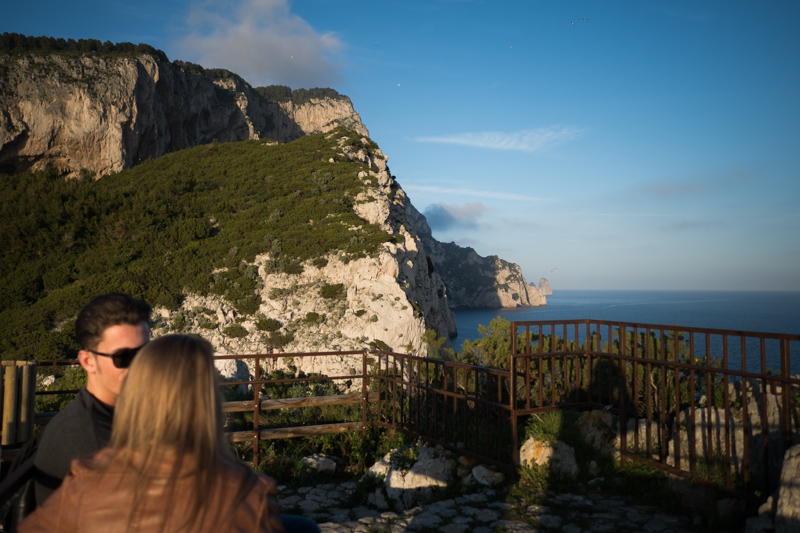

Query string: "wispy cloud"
[[640, 182, 704, 197], [413, 126, 586, 153], [424, 202, 487, 231], [175, 0, 343, 88], [642, 169, 753, 198], [668, 220, 718, 231], [405, 184, 550, 202]]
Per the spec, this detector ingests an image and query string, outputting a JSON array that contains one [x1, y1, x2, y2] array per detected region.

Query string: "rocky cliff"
[[0, 53, 365, 177], [408, 209, 545, 308], [152, 134, 457, 378], [538, 278, 552, 296], [0, 48, 545, 316]]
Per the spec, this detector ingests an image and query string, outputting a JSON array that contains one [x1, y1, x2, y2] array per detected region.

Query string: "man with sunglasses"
[[34, 292, 151, 505]]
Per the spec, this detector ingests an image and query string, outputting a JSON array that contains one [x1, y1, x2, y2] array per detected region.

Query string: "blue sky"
[[4, 0, 799, 291]]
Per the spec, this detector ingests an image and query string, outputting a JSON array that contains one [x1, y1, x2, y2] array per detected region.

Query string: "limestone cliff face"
[[1, 50, 540, 373], [408, 208, 546, 308], [149, 134, 457, 381], [538, 278, 552, 296], [0, 53, 366, 177]]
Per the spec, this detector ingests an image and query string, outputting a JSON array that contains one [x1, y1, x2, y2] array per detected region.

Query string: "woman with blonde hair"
[[20, 334, 284, 532]]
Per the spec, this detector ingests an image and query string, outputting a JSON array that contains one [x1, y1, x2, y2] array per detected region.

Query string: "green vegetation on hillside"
[[0, 32, 168, 62], [0, 128, 391, 361], [254, 86, 348, 106]]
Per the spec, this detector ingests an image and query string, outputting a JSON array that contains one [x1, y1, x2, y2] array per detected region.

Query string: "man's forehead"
[[99, 322, 150, 345]]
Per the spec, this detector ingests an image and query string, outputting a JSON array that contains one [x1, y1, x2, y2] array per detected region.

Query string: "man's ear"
[[78, 349, 98, 375]]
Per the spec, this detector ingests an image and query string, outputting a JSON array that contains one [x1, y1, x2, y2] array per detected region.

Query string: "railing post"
[[510, 321, 518, 469], [780, 338, 792, 451], [1, 361, 17, 446], [253, 355, 261, 468], [362, 350, 369, 435]]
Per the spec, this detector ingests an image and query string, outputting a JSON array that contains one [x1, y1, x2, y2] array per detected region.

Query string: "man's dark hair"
[[75, 293, 151, 350]]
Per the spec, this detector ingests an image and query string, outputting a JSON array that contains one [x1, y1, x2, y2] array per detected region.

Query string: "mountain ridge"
[[0, 41, 547, 364]]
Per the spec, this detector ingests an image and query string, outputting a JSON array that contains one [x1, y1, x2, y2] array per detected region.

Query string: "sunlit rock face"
[[153, 136, 457, 377], [0, 53, 366, 177], [538, 277, 552, 296]]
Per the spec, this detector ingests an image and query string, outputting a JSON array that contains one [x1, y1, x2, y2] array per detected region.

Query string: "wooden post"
[[1, 361, 38, 446], [2, 362, 18, 446], [0, 363, 3, 457], [19, 361, 37, 442]]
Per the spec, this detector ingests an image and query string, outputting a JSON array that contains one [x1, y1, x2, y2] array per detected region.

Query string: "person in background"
[[34, 292, 151, 505], [20, 334, 285, 532]]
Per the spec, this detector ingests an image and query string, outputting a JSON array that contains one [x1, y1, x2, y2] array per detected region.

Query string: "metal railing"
[[371, 350, 515, 471], [509, 319, 800, 498], [5, 320, 799, 499]]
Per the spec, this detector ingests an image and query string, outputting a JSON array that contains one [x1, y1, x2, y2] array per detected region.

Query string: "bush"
[[283, 262, 304, 275], [171, 314, 188, 332], [368, 339, 391, 351], [266, 332, 294, 349], [320, 283, 345, 300], [304, 312, 324, 325], [198, 318, 217, 329], [223, 325, 248, 338], [256, 317, 281, 332]]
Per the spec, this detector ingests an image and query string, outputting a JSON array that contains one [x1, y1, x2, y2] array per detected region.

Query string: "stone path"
[[277, 481, 702, 532]]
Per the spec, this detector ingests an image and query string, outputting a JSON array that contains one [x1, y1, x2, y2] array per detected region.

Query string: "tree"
[[458, 316, 513, 369]]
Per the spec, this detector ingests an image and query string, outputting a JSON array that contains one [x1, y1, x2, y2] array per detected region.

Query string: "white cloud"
[[413, 126, 586, 153], [424, 202, 487, 231], [175, 0, 343, 88]]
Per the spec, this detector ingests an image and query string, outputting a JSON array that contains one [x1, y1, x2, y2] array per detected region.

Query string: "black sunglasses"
[[87, 344, 145, 369]]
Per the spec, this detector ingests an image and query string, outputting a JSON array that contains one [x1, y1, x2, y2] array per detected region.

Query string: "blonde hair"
[[109, 334, 249, 531]]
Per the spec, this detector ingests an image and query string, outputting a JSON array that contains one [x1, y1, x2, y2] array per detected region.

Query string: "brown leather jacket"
[[18, 449, 284, 532]]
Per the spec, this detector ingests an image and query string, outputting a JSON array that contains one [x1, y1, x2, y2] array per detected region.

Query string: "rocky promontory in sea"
[[538, 278, 552, 296]]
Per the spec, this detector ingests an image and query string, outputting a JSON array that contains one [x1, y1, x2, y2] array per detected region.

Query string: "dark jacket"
[[33, 388, 113, 505]]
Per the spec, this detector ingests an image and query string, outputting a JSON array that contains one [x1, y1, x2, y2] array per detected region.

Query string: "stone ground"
[[277, 480, 706, 533]]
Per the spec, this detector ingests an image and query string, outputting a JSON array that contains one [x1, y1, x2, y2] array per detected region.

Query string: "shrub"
[[198, 318, 217, 329], [223, 325, 248, 338], [304, 312, 324, 325], [266, 332, 294, 349], [320, 283, 345, 299], [369, 339, 391, 352], [171, 314, 188, 332], [389, 444, 420, 471], [283, 262, 304, 275], [256, 317, 281, 332], [268, 288, 290, 300]]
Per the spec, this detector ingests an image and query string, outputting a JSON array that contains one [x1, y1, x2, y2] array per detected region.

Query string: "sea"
[[451, 290, 800, 373]]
